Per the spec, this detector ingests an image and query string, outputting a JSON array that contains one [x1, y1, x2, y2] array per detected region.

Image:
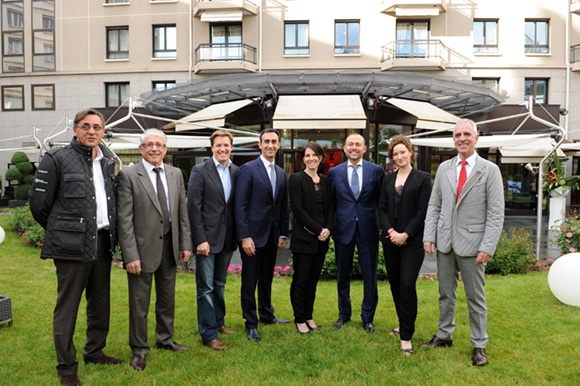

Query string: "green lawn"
[[0, 227, 579, 386]]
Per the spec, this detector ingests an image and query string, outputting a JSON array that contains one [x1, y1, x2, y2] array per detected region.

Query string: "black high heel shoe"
[[295, 323, 311, 335], [306, 322, 321, 331]]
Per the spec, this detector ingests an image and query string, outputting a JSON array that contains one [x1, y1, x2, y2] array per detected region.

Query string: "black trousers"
[[383, 242, 425, 341], [53, 231, 112, 376], [240, 229, 278, 329], [290, 251, 325, 323]]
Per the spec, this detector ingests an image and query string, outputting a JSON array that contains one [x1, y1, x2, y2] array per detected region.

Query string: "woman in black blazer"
[[378, 135, 432, 355], [289, 142, 334, 335]]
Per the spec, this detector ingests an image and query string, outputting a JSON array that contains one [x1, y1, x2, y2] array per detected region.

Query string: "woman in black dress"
[[289, 142, 334, 335], [379, 135, 432, 355]]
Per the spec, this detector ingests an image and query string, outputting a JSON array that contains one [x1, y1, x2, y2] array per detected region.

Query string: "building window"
[[2, 85, 24, 111], [2, 0, 24, 73], [284, 21, 309, 55], [153, 24, 176, 58], [472, 78, 500, 92], [31, 84, 54, 110], [473, 20, 498, 53], [32, 0, 55, 72], [152, 81, 176, 91], [105, 82, 129, 107], [525, 19, 549, 54], [335, 20, 359, 54], [395, 20, 429, 58], [208, 23, 242, 60], [525, 79, 548, 103], [106, 0, 128, 3], [107, 27, 129, 59]]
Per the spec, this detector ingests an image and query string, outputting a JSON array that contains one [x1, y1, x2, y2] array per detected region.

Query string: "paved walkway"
[[229, 215, 551, 274]]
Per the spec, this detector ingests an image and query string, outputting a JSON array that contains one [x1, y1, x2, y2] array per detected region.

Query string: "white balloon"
[[548, 253, 580, 307], [0, 226, 4, 244]]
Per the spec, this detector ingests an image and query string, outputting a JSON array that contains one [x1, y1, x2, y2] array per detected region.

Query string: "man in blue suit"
[[235, 128, 290, 342], [329, 133, 384, 333]]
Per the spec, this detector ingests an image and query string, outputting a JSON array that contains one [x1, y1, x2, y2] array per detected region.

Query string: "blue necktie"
[[269, 163, 276, 199], [351, 164, 360, 200]]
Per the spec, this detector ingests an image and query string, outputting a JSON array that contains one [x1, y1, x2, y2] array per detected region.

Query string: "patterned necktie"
[[269, 163, 276, 199], [153, 167, 170, 235], [457, 160, 467, 202], [351, 164, 360, 200]]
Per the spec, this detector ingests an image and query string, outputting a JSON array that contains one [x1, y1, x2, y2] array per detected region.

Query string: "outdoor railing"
[[571, 44, 580, 64], [194, 0, 257, 5], [195, 43, 257, 64], [380, 39, 448, 62]]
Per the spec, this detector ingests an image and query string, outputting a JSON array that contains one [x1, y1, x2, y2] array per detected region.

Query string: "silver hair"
[[453, 119, 478, 135], [140, 129, 167, 145]]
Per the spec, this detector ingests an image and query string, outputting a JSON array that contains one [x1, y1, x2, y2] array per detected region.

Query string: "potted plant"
[[5, 152, 34, 207]]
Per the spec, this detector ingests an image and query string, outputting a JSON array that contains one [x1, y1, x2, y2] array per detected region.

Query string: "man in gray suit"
[[188, 130, 238, 351], [421, 119, 504, 366], [118, 129, 192, 371]]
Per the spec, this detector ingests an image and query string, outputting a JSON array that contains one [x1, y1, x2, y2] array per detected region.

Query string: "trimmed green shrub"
[[5, 168, 22, 182], [10, 152, 29, 164], [22, 175, 35, 184], [14, 185, 32, 200], [486, 228, 538, 275], [16, 162, 33, 173]]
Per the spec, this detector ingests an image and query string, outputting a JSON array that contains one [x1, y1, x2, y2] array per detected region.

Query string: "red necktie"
[[457, 160, 467, 202]]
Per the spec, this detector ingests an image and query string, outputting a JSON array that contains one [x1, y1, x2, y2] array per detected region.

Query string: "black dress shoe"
[[130, 354, 146, 371], [260, 317, 291, 325], [306, 322, 321, 331], [84, 353, 124, 365], [363, 322, 375, 334], [155, 341, 190, 351], [246, 328, 261, 341], [60, 373, 82, 386], [332, 319, 350, 329], [472, 347, 489, 366], [295, 323, 311, 335], [419, 335, 453, 349]]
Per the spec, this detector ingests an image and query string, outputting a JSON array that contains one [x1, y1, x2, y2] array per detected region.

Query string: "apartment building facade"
[[2, 0, 580, 213]]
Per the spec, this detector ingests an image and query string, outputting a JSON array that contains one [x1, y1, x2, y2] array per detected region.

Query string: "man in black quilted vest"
[[29, 108, 122, 386]]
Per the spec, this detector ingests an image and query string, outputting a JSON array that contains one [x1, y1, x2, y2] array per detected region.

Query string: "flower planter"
[[0, 295, 12, 327], [548, 190, 569, 231]]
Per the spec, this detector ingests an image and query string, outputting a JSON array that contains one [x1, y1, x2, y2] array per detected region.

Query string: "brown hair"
[[210, 130, 233, 146], [299, 141, 325, 163], [73, 108, 106, 128], [387, 134, 413, 159]]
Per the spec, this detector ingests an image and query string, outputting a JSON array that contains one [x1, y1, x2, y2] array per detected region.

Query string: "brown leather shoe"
[[84, 353, 124, 365], [130, 354, 146, 371], [155, 341, 190, 351], [203, 339, 230, 350], [472, 347, 489, 366], [60, 373, 82, 386], [218, 326, 237, 334], [419, 335, 453, 349]]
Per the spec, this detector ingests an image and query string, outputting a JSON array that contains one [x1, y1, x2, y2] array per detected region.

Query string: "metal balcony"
[[380, 39, 448, 71], [193, 43, 257, 73]]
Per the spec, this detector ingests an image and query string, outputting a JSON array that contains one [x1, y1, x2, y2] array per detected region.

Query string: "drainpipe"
[[258, 0, 262, 73], [189, 0, 193, 81], [566, 0, 571, 138]]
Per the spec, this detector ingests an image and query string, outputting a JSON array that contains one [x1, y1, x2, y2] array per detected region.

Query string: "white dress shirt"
[[92, 147, 109, 230]]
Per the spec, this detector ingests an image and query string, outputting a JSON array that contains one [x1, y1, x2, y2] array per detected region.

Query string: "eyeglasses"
[[76, 124, 104, 132], [141, 142, 167, 150]]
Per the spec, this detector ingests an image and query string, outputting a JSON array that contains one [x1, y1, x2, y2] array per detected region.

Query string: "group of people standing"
[[29, 108, 503, 386]]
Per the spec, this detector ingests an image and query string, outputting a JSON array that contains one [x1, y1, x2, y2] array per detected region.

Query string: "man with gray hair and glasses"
[[118, 129, 192, 372], [30, 108, 122, 386], [420, 119, 504, 367]]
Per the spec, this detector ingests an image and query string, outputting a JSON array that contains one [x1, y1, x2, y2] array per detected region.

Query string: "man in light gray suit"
[[420, 119, 504, 367], [118, 129, 192, 371]]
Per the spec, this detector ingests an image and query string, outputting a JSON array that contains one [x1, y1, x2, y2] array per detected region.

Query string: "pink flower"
[[228, 266, 233, 272], [37, 243, 43, 246], [547, 259, 555, 263], [570, 247, 576, 253], [236, 266, 242, 270], [560, 227, 566, 231], [536, 263, 543, 267], [274, 266, 283, 272], [572, 228, 578, 231], [283, 265, 291, 271], [567, 232, 573, 238], [566, 239, 571, 243]]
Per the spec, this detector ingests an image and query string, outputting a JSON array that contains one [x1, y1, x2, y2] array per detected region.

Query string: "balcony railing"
[[195, 43, 257, 64], [571, 44, 580, 64], [380, 39, 448, 62], [194, 0, 257, 5]]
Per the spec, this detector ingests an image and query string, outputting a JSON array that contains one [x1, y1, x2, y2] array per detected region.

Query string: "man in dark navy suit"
[[235, 128, 290, 342], [329, 133, 384, 333]]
